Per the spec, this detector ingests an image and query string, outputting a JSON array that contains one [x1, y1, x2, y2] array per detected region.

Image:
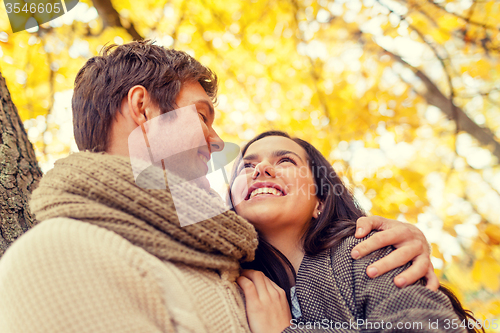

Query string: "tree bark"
[[0, 71, 42, 257], [91, 0, 143, 40]]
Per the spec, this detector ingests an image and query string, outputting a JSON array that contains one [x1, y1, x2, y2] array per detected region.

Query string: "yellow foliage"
[[0, 0, 499, 321], [486, 224, 500, 246], [472, 257, 500, 292]]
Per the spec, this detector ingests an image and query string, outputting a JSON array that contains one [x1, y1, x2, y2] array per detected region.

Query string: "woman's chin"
[[242, 209, 282, 227]]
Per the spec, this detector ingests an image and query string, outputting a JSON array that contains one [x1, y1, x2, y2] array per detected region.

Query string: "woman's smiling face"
[[231, 136, 320, 235]]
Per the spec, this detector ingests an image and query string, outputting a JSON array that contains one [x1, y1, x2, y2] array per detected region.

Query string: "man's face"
[[175, 81, 224, 155], [152, 81, 223, 191]]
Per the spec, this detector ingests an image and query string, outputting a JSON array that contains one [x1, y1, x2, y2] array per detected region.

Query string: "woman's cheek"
[[231, 177, 248, 206]]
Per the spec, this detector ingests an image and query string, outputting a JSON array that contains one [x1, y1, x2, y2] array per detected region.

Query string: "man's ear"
[[127, 85, 155, 126]]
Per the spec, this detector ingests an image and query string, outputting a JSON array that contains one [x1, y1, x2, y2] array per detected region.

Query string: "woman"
[[230, 131, 483, 333]]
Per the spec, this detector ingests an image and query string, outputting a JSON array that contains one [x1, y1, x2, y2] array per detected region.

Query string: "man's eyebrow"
[[243, 150, 304, 162], [194, 100, 214, 119]]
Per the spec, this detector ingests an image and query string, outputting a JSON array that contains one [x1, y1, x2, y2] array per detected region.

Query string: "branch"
[[387, 50, 500, 162], [427, 0, 499, 31], [91, 0, 143, 40], [405, 0, 500, 54], [378, 0, 466, 162]]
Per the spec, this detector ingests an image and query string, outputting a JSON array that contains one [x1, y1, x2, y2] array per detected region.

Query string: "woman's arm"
[[352, 216, 439, 291]]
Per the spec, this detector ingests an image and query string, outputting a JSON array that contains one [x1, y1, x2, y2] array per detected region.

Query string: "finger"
[[365, 243, 420, 278], [266, 277, 282, 292], [424, 263, 440, 291], [266, 277, 289, 304], [237, 276, 259, 300], [241, 269, 265, 283], [240, 269, 257, 277], [260, 273, 282, 300], [355, 216, 374, 238], [241, 270, 272, 300], [351, 227, 405, 259], [355, 216, 396, 238], [393, 255, 431, 288], [267, 280, 292, 323]]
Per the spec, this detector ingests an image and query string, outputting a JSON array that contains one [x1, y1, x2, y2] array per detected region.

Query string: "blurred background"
[[0, 0, 499, 328]]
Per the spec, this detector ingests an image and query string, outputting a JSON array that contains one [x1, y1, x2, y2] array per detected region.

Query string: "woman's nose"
[[252, 161, 276, 179]]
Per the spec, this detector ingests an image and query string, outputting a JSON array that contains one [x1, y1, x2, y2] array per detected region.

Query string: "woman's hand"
[[351, 216, 439, 291], [236, 269, 292, 333]]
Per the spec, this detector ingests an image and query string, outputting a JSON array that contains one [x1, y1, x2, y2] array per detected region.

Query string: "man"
[[0, 40, 436, 332]]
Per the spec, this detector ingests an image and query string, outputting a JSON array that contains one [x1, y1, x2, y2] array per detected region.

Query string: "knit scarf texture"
[[30, 152, 258, 280]]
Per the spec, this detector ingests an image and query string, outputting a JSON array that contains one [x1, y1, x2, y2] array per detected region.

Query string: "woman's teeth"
[[249, 187, 283, 199]]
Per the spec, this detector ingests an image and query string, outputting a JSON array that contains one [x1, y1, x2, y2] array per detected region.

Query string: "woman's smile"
[[246, 182, 287, 200]]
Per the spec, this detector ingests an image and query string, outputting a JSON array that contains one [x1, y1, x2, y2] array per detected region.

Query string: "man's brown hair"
[[72, 40, 218, 152]]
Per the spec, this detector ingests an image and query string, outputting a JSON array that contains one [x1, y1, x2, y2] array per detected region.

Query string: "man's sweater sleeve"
[[0, 218, 173, 333]]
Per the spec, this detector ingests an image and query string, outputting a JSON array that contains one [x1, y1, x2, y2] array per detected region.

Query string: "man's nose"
[[208, 129, 224, 153], [252, 161, 276, 179]]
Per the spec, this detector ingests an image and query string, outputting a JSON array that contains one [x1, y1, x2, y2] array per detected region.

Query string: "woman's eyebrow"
[[243, 150, 303, 162], [242, 153, 259, 161], [273, 150, 304, 162]]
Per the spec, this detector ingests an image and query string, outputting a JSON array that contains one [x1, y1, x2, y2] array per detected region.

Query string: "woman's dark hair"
[[230, 130, 484, 333]]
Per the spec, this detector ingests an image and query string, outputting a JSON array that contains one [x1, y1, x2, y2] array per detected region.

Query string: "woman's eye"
[[238, 163, 255, 173], [278, 157, 296, 165]]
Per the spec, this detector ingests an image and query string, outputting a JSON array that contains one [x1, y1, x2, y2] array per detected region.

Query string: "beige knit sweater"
[[0, 152, 258, 333]]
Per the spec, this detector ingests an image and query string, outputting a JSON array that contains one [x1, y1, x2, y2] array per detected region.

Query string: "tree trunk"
[[0, 71, 42, 257]]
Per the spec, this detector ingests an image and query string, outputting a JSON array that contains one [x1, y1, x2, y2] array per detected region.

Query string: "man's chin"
[[163, 163, 210, 190], [194, 176, 211, 193]]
